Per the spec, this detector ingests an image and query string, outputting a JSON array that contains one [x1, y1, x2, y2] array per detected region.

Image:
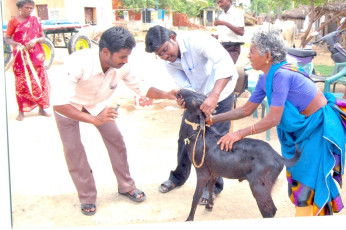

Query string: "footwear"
[[199, 190, 216, 205], [159, 180, 177, 193], [119, 188, 146, 202], [81, 203, 96, 216]]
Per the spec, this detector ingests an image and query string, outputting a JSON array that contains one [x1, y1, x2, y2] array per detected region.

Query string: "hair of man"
[[145, 25, 177, 53], [99, 26, 136, 54]]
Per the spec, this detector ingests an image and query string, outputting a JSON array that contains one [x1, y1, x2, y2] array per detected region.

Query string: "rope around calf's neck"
[[184, 119, 207, 168], [192, 127, 206, 168]]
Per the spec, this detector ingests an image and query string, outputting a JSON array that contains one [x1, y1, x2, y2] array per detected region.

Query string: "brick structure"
[[173, 13, 206, 30]]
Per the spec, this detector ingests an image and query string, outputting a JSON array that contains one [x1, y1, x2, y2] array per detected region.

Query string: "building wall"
[[64, 0, 113, 28], [2, 0, 19, 22], [35, 0, 65, 19], [1, 0, 66, 22], [2, 0, 113, 27], [34, 0, 64, 9]]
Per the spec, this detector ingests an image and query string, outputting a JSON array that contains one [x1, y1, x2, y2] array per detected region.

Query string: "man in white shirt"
[[52, 27, 177, 216], [213, 0, 245, 64], [145, 25, 238, 205]]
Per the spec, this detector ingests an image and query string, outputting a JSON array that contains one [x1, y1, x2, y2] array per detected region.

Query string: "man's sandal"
[[81, 203, 96, 216], [159, 180, 177, 193], [119, 188, 146, 202]]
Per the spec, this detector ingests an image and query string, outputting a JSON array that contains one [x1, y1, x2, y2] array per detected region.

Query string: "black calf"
[[176, 89, 301, 221]]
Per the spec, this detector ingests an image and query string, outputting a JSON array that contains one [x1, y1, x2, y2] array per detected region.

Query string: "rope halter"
[[184, 118, 210, 168]]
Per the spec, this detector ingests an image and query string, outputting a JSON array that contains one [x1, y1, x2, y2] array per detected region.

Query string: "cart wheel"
[[42, 37, 54, 69], [4, 41, 12, 66], [68, 34, 92, 55]]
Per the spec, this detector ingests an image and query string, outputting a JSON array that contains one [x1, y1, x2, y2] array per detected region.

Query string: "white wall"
[[64, 0, 113, 28]]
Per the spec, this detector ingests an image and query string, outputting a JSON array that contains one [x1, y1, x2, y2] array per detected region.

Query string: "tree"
[[185, 0, 209, 18], [119, 0, 156, 9], [120, 0, 211, 18], [249, 0, 344, 48], [250, 0, 292, 17], [295, 0, 345, 47]]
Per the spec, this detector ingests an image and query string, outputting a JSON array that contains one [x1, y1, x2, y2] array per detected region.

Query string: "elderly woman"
[[209, 29, 345, 216], [4, 0, 50, 121]]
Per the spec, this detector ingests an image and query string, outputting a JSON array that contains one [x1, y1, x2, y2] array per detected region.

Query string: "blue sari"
[[265, 61, 345, 215]]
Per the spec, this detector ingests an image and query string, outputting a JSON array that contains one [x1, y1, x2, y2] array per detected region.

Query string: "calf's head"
[[176, 89, 207, 130]]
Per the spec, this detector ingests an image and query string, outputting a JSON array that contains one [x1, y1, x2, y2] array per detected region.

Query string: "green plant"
[[314, 64, 334, 76]]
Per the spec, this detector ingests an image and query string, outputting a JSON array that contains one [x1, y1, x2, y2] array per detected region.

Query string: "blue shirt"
[[249, 68, 317, 112], [164, 31, 238, 101]]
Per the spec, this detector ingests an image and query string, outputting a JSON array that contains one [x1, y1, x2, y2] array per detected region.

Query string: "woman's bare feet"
[[38, 108, 51, 117], [16, 112, 24, 121]]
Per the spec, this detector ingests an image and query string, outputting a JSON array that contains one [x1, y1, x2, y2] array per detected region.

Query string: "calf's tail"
[[280, 144, 302, 168]]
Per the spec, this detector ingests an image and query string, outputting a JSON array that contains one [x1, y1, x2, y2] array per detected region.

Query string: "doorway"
[[84, 7, 96, 25], [36, 4, 48, 20]]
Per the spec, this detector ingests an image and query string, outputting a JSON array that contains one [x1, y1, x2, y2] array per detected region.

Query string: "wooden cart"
[[3, 19, 92, 69]]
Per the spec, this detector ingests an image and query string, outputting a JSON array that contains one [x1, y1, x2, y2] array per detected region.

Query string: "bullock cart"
[[3, 19, 93, 69]]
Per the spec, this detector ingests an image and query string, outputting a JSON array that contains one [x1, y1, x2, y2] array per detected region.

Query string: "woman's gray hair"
[[251, 28, 287, 64], [16, 0, 35, 9]]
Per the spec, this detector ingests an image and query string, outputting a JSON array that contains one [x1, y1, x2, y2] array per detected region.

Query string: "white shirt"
[[165, 31, 238, 102], [51, 47, 150, 116], [217, 5, 245, 43]]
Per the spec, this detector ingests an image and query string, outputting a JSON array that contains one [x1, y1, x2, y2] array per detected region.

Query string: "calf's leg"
[[205, 176, 217, 210], [186, 171, 211, 221], [248, 174, 277, 218]]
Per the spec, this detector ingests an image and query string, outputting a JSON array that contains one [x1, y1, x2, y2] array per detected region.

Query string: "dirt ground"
[[4, 26, 346, 229]]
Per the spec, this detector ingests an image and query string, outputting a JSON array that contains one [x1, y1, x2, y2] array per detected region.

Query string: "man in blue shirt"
[[145, 25, 238, 204]]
